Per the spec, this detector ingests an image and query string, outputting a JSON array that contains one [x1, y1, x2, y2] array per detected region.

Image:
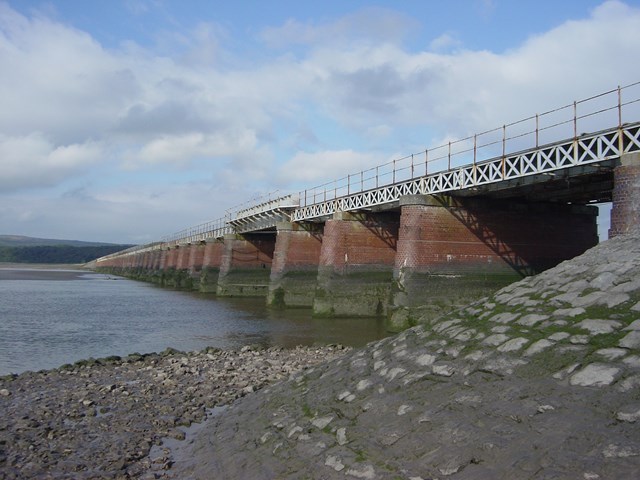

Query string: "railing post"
[[376, 166, 379, 188], [347, 174, 350, 195], [411, 154, 414, 179], [618, 85, 624, 154], [448, 141, 451, 171], [425, 149, 428, 176], [535, 114, 539, 148], [573, 100, 578, 164], [618, 85, 623, 128], [473, 134, 477, 184], [501, 125, 506, 178], [393, 159, 396, 184], [361, 170, 364, 191]]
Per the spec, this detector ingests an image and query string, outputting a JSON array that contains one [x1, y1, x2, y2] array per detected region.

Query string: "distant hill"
[[0, 235, 121, 248], [0, 235, 134, 264]]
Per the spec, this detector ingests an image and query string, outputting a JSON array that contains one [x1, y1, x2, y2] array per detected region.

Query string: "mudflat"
[[0, 267, 88, 281]]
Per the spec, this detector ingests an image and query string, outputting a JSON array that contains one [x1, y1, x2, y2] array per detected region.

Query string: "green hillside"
[[0, 235, 133, 264], [0, 235, 120, 248]]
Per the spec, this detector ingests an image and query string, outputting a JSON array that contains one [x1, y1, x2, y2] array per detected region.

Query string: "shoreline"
[[0, 344, 350, 479], [0, 262, 90, 270]]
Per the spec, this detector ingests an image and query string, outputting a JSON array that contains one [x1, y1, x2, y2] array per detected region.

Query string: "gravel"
[[0, 344, 349, 479]]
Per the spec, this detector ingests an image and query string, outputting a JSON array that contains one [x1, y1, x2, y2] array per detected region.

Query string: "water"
[[0, 268, 390, 376]]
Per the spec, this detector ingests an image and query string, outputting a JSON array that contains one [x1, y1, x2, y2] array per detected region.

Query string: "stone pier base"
[[216, 234, 275, 297], [268, 222, 323, 309], [313, 212, 399, 317], [388, 194, 598, 331], [610, 152, 640, 237]]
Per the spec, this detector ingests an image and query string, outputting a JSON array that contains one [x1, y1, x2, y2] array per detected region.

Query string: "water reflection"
[[0, 269, 391, 375]]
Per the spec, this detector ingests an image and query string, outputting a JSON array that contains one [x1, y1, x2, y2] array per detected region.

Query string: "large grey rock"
[[569, 364, 621, 387], [576, 319, 622, 335], [620, 331, 640, 349]]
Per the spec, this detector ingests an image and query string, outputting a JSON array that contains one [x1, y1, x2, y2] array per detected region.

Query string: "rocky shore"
[[0, 345, 350, 479], [171, 230, 640, 479], [3, 228, 640, 479]]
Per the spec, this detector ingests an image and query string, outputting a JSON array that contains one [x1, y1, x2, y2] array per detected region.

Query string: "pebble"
[[552, 307, 585, 317], [602, 444, 640, 458], [616, 405, 640, 423], [356, 379, 373, 391], [524, 339, 554, 356], [497, 337, 529, 353], [345, 464, 375, 479], [622, 355, 640, 368], [488, 312, 519, 324], [516, 314, 548, 326], [483, 334, 510, 346], [312, 415, 334, 429], [325, 455, 345, 471], [415, 353, 436, 366], [570, 335, 590, 345], [624, 319, 640, 330], [576, 319, 622, 335], [619, 331, 640, 349], [432, 364, 455, 377], [336, 427, 348, 445], [548, 332, 570, 341], [594, 348, 628, 360]]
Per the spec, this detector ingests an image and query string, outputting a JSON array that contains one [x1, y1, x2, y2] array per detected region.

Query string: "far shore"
[[0, 262, 90, 270]]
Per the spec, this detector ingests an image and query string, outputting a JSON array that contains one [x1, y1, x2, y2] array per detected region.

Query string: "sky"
[[1, 0, 640, 244]]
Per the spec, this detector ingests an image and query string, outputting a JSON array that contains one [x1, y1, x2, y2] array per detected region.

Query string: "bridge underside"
[[456, 161, 616, 204]]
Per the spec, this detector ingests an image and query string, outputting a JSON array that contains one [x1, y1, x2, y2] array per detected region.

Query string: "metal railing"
[[161, 217, 232, 245], [233, 193, 299, 222], [294, 81, 640, 215]]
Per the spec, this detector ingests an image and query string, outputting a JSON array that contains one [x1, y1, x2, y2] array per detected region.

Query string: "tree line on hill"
[[0, 245, 132, 264]]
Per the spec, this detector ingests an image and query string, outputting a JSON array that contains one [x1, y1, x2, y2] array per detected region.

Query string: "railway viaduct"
[[96, 84, 640, 330]]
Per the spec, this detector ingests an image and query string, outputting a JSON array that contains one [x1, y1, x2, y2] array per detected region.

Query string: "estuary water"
[[0, 268, 389, 376]]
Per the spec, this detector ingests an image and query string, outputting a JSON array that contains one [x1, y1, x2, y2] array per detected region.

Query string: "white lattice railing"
[[161, 217, 232, 246], [292, 122, 640, 221]]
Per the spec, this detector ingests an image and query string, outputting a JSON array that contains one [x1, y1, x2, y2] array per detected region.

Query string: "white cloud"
[[0, 134, 102, 191], [260, 7, 417, 49], [130, 130, 258, 166], [277, 150, 377, 185], [299, 0, 640, 142], [0, 4, 139, 145], [428, 33, 461, 52], [1, 180, 250, 244]]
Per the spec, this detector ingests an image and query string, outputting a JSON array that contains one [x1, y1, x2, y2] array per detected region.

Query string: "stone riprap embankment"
[[0, 345, 349, 479], [172, 230, 640, 479]]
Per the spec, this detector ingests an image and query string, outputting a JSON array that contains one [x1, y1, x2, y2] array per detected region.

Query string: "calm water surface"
[[0, 268, 390, 375]]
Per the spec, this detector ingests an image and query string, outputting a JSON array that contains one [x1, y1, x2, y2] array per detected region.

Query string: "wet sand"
[[0, 266, 90, 281]]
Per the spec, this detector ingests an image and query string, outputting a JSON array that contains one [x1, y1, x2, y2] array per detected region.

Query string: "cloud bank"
[[0, 1, 639, 242]]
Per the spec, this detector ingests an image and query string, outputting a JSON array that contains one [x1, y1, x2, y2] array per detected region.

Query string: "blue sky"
[[1, 0, 640, 243]]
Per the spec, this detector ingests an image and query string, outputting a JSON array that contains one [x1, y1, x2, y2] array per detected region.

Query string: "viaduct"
[[96, 83, 640, 330]]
